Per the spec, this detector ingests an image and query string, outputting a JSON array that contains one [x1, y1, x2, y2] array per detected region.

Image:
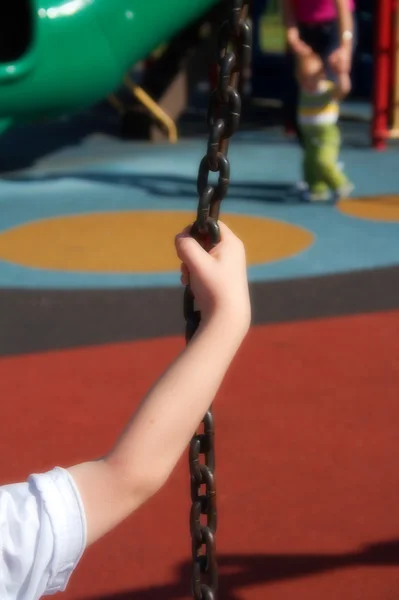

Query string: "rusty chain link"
[[183, 2, 251, 599]]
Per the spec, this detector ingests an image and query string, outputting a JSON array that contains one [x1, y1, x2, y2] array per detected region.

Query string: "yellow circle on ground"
[[338, 195, 399, 222], [0, 211, 314, 272]]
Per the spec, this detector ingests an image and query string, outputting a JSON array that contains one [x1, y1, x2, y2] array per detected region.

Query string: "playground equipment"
[[0, 0, 219, 137], [183, 2, 251, 597], [110, 4, 225, 142], [372, 0, 399, 149]]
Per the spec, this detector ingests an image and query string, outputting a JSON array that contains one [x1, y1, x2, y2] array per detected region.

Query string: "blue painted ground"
[[0, 130, 398, 289]]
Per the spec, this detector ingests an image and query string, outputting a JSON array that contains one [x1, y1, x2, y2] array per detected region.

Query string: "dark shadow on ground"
[[0, 101, 373, 174], [0, 104, 120, 173], [79, 539, 399, 600], [4, 171, 301, 205]]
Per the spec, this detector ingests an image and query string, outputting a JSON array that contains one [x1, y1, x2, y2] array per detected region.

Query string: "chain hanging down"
[[183, 2, 251, 599]]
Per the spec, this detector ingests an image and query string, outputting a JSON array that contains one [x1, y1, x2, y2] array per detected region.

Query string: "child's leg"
[[302, 131, 330, 199], [316, 125, 352, 191]]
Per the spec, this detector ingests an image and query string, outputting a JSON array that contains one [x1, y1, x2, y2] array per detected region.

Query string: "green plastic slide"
[[0, 0, 218, 127]]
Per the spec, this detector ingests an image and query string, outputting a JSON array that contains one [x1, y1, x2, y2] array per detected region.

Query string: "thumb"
[[175, 231, 212, 274]]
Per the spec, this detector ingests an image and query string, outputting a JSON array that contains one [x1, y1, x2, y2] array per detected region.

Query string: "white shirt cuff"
[[29, 467, 87, 593]]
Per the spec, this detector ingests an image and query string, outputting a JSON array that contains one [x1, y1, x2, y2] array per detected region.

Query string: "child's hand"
[[328, 44, 352, 75], [336, 72, 352, 99], [175, 221, 251, 332]]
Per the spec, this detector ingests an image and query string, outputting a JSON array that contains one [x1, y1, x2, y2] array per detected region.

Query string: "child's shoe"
[[333, 182, 354, 202], [302, 189, 331, 202], [294, 180, 309, 192]]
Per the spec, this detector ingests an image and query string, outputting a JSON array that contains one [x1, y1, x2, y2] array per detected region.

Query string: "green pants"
[[300, 123, 348, 194]]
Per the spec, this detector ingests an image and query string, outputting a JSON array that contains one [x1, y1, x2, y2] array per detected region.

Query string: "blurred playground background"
[[0, 1, 399, 599]]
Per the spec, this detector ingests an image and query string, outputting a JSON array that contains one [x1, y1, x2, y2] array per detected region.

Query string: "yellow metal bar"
[[108, 94, 124, 113], [124, 77, 178, 143]]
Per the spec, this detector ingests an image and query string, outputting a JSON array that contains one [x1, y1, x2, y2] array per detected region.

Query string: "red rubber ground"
[[1, 310, 399, 599]]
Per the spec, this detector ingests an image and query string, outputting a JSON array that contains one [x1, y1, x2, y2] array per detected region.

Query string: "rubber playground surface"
[[0, 115, 399, 599]]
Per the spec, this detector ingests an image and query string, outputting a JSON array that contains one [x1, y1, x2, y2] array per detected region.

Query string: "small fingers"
[[216, 220, 241, 242], [210, 220, 244, 257], [175, 225, 193, 240], [175, 221, 243, 269], [175, 229, 212, 272]]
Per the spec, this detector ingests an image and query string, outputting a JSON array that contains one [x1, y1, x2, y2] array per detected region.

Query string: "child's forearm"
[[69, 314, 248, 545], [107, 314, 246, 488]]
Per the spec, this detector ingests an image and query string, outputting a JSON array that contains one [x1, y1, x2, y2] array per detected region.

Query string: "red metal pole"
[[390, 0, 399, 129], [372, 0, 393, 149]]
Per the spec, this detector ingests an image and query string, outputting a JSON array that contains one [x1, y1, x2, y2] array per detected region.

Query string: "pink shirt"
[[293, 0, 355, 24]]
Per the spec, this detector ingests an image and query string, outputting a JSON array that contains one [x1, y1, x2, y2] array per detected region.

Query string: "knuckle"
[[234, 237, 245, 254], [175, 235, 188, 252]]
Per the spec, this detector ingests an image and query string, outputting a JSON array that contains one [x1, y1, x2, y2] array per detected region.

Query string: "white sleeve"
[[0, 467, 87, 600]]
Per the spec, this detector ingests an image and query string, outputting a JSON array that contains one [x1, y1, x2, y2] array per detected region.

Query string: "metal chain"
[[184, 2, 251, 599]]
